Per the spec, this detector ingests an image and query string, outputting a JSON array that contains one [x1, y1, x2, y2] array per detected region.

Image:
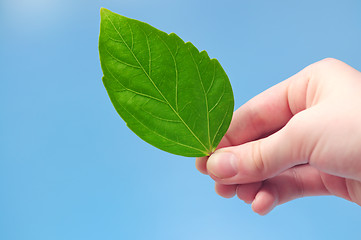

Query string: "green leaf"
[[99, 8, 234, 157]]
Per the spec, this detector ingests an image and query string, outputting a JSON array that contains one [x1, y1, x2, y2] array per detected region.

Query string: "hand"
[[196, 58, 361, 215]]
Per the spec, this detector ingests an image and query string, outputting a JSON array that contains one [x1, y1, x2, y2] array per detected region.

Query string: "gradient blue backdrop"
[[1, 0, 360, 239]]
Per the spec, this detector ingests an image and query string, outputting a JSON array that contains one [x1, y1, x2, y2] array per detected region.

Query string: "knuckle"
[[282, 110, 313, 140], [290, 168, 304, 198], [309, 57, 342, 72], [345, 179, 361, 204], [318, 57, 340, 64], [251, 141, 266, 176]]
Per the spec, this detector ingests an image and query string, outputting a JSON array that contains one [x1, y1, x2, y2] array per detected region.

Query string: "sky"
[[1, 0, 361, 239]]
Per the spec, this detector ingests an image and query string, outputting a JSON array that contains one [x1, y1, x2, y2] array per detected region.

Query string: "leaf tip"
[[100, 7, 112, 18], [100, 7, 107, 14]]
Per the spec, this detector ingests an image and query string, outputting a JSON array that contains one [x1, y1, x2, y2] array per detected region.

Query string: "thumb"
[[207, 111, 316, 184]]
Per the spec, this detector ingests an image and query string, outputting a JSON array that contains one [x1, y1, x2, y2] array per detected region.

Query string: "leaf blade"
[[99, 8, 234, 157]]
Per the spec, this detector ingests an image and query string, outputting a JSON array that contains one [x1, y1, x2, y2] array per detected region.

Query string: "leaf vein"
[[206, 61, 216, 94], [126, 20, 134, 50], [188, 46, 211, 151], [141, 108, 182, 123], [155, 33, 179, 112], [105, 65, 166, 104], [106, 49, 141, 69], [209, 83, 225, 113], [212, 105, 229, 147]]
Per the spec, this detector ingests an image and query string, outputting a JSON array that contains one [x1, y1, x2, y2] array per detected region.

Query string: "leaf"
[[99, 8, 234, 157]]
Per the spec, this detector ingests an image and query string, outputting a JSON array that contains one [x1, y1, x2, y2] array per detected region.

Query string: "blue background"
[[1, 0, 360, 239]]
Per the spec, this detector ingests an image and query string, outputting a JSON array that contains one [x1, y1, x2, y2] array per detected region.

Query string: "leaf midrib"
[[105, 14, 209, 154]]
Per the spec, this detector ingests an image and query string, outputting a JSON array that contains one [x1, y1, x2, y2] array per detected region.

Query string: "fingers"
[[235, 182, 262, 204], [214, 183, 237, 198], [251, 165, 329, 215], [195, 156, 208, 174], [215, 165, 330, 215]]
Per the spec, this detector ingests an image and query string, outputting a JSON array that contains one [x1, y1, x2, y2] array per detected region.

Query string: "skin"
[[196, 58, 361, 215]]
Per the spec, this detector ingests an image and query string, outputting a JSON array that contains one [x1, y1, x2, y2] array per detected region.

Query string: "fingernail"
[[207, 152, 238, 179]]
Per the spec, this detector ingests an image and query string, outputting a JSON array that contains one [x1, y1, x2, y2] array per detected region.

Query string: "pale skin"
[[196, 58, 361, 215]]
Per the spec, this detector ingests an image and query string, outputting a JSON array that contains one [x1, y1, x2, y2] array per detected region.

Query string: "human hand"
[[196, 58, 361, 215]]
